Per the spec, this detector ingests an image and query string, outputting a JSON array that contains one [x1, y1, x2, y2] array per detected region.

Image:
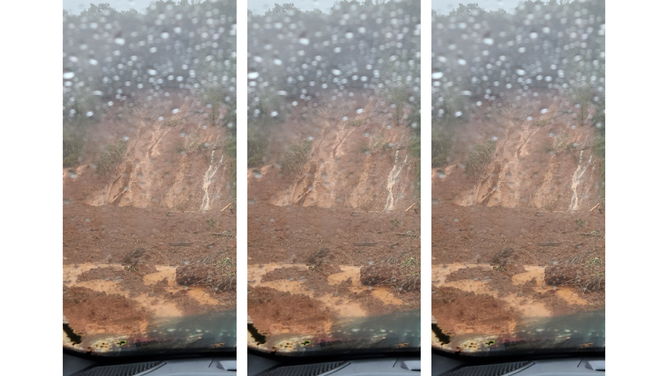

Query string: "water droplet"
[[345, 31, 354, 39], [248, 71, 259, 79], [483, 37, 494, 46], [457, 58, 467, 65], [432, 71, 444, 79], [147, 69, 157, 76], [541, 108, 548, 114], [516, 69, 526, 76], [114, 37, 125, 46], [63, 71, 75, 79], [530, 32, 538, 39], [356, 108, 364, 114], [161, 31, 169, 39]]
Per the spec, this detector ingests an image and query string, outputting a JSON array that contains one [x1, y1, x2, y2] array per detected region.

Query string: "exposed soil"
[[248, 95, 420, 353], [63, 93, 236, 353], [432, 95, 605, 353]]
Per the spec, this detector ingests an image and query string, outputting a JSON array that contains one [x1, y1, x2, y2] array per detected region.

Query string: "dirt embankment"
[[248, 95, 420, 353], [432, 95, 605, 352], [249, 97, 418, 212], [63, 93, 236, 353], [64, 95, 235, 212]]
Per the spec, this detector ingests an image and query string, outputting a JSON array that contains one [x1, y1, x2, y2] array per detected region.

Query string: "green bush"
[[248, 127, 269, 168], [63, 126, 84, 167], [95, 140, 127, 176], [280, 140, 312, 175], [464, 140, 496, 177]]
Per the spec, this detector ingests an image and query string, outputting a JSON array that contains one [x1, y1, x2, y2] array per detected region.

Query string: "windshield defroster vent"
[[260, 361, 350, 376], [440, 361, 534, 376], [73, 361, 165, 376]]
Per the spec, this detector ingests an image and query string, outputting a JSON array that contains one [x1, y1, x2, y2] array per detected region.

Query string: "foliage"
[[464, 140, 496, 177], [280, 140, 312, 176], [95, 140, 127, 176]]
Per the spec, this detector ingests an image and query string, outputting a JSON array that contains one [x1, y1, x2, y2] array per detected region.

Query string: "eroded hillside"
[[63, 93, 237, 353], [432, 95, 605, 353], [248, 95, 421, 353]]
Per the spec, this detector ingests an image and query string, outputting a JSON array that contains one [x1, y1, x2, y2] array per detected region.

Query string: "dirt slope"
[[63, 93, 236, 353], [249, 97, 418, 212], [432, 94, 605, 353], [248, 95, 420, 353]]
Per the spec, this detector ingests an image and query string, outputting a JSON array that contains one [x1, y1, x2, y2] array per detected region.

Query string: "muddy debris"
[[544, 263, 604, 292], [432, 286, 518, 338], [490, 248, 526, 276], [63, 286, 150, 337], [360, 264, 420, 292], [248, 286, 332, 336], [175, 264, 236, 292]]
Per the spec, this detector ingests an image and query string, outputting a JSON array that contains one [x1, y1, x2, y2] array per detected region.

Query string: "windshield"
[[431, 0, 605, 355], [247, 0, 421, 355], [63, 0, 237, 355]]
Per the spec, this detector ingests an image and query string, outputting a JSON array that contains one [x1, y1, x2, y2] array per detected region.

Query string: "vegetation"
[[432, 0, 605, 194], [280, 140, 312, 176], [95, 140, 127, 176], [464, 140, 496, 177], [247, 0, 420, 173], [63, 1, 236, 168]]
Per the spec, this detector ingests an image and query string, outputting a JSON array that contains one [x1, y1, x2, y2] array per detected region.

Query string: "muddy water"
[[433, 263, 587, 319], [248, 263, 407, 318], [64, 263, 221, 318]]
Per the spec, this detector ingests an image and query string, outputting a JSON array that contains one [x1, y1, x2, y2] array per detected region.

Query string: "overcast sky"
[[64, 0, 527, 15]]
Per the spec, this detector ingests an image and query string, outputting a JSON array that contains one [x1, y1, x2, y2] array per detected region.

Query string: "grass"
[[248, 126, 269, 167], [95, 139, 127, 176], [63, 125, 84, 167], [280, 140, 312, 175], [464, 140, 496, 177]]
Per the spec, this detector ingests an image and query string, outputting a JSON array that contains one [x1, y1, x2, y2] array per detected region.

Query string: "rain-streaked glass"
[[63, 0, 237, 355], [431, 0, 605, 355], [247, 0, 421, 355]]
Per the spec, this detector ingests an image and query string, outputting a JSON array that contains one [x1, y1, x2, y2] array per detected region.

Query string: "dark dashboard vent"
[[74, 361, 165, 376], [441, 361, 534, 376], [262, 361, 350, 376]]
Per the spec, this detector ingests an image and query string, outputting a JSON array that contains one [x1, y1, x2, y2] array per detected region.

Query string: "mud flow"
[[431, 0, 605, 354], [63, 94, 237, 353], [248, 95, 421, 354], [431, 95, 605, 353]]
